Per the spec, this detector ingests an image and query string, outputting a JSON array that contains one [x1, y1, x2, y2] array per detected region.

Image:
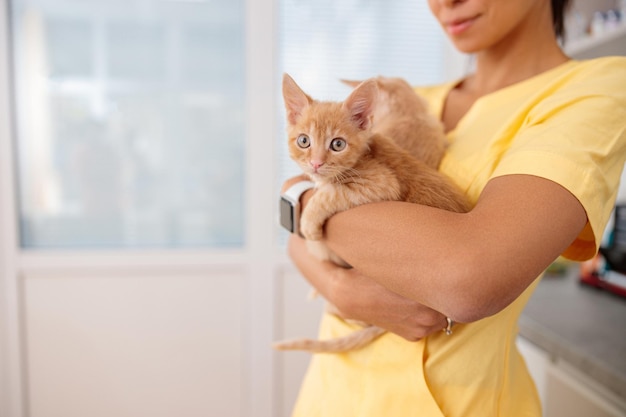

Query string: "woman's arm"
[[324, 174, 587, 323], [282, 175, 450, 339], [287, 234, 449, 340]]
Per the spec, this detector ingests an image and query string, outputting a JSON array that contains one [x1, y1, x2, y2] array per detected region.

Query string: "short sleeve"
[[492, 68, 626, 260]]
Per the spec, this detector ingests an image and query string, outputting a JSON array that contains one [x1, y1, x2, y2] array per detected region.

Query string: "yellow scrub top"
[[291, 57, 626, 417]]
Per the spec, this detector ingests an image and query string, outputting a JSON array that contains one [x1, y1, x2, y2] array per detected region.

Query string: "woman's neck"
[[441, 21, 570, 134], [469, 49, 568, 97], [464, 15, 570, 97]]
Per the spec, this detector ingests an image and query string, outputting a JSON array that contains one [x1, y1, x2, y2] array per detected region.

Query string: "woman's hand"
[[287, 234, 448, 342], [328, 264, 449, 341]]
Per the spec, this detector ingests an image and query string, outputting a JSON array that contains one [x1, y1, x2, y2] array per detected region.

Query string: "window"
[[11, 0, 245, 248]]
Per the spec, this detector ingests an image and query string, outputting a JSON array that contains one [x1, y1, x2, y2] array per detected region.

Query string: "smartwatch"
[[280, 180, 315, 235]]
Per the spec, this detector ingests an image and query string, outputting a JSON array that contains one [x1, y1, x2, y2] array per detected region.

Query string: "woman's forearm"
[[323, 175, 587, 322], [324, 201, 471, 317], [287, 232, 451, 339]]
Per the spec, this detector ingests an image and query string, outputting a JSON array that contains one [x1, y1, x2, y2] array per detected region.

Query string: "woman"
[[283, 0, 626, 415]]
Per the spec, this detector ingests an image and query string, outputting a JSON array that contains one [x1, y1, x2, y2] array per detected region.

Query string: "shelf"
[[564, 23, 626, 57]]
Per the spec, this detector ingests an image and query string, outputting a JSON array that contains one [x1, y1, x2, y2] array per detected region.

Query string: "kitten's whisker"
[[332, 166, 365, 188]]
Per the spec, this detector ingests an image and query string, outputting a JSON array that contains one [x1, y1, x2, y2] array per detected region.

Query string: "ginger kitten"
[[274, 74, 470, 353]]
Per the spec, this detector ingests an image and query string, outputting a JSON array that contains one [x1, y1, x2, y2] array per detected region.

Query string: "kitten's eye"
[[296, 134, 310, 148], [330, 138, 346, 152]]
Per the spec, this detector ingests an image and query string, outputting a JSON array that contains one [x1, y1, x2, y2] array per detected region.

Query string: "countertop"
[[519, 265, 626, 401]]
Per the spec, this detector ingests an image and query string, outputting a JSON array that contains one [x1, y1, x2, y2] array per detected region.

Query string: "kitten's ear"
[[340, 79, 362, 88], [343, 79, 378, 130], [282, 74, 312, 125]]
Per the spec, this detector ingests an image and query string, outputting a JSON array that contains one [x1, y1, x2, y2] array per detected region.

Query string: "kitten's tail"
[[273, 326, 386, 353]]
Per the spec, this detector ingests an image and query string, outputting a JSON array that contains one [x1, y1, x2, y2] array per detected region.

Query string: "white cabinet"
[[518, 337, 626, 417], [23, 270, 246, 417]]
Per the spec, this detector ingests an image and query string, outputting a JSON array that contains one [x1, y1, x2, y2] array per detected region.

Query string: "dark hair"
[[551, 0, 573, 40]]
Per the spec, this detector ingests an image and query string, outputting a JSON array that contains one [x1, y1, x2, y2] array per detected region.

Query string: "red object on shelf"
[[580, 270, 626, 298], [580, 254, 626, 298], [581, 204, 626, 298]]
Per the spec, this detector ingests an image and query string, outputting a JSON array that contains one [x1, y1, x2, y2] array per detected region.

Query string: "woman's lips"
[[445, 16, 478, 35]]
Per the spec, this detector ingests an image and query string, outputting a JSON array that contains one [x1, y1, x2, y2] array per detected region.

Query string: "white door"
[[0, 1, 284, 416]]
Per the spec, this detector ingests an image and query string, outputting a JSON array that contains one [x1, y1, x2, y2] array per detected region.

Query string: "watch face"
[[280, 196, 296, 233]]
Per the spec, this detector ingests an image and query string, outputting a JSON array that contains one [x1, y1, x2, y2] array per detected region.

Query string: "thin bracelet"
[[443, 317, 454, 336]]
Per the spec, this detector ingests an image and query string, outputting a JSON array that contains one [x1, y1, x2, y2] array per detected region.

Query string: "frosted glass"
[[10, 0, 245, 248]]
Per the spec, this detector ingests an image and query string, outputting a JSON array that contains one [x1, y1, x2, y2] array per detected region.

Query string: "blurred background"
[[0, 0, 625, 416]]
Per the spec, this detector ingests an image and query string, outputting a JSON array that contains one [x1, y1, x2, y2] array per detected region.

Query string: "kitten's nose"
[[310, 160, 324, 172]]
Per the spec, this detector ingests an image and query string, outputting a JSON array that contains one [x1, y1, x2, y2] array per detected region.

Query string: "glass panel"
[[11, 0, 245, 248]]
